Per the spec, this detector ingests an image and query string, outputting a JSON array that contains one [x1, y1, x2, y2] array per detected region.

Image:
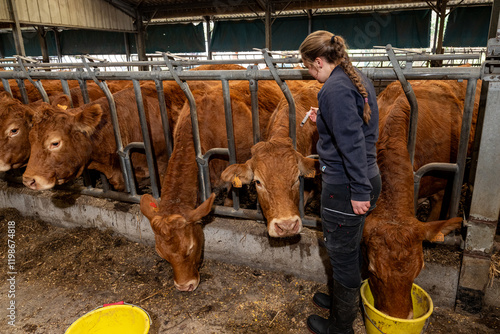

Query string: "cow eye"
[[50, 141, 61, 150], [9, 128, 19, 137], [254, 180, 261, 187]]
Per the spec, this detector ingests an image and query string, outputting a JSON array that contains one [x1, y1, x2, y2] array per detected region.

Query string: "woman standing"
[[299, 31, 381, 334]]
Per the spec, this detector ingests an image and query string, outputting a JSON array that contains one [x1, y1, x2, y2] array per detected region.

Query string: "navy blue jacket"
[[316, 66, 379, 201]]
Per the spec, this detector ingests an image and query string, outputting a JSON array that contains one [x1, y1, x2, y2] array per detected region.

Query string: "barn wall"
[[7, 0, 134, 32], [0, 0, 10, 22]]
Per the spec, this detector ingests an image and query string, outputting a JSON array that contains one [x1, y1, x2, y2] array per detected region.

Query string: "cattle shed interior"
[[0, 0, 500, 331]]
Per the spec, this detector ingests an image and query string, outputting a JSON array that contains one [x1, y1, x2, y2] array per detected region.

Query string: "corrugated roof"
[[106, 0, 493, 23]]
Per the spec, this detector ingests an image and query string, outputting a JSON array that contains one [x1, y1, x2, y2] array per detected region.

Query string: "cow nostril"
[[275, 223, 284, 233], [23, 178, 36, 189]]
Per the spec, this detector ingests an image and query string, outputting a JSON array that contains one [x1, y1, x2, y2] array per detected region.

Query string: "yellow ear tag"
[[431, 232, 445, 242], [304, 170, 315, 178], [232, 176, 243, 188], [57, 104, 68, 110]]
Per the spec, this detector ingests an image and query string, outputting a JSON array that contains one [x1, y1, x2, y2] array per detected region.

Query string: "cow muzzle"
[[174, 277, 200, 292], [269, 216, 302, 238], [22, 175, 56, 190], [0, 160, 11, 172]]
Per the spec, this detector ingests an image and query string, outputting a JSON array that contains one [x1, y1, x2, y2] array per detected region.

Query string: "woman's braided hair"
[[299, 30, 371, 124]]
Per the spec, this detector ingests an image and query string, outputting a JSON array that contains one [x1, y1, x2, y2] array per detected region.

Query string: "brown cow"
[[363, 78, 481, 319], [0, 77, 81, 102], [0, 83, 112, 172], [221, 77, 480, 318], [221, 81, 321, 237], [140, 79, 283, 291], [22, 85, 170, 191], [0, 92, 37, 171]]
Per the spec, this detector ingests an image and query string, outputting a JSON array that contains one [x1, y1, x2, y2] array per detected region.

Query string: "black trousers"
[[321, 174, 381, 289]]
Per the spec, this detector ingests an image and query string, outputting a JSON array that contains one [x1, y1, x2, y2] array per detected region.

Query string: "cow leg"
[[426, 190, 445, 221]]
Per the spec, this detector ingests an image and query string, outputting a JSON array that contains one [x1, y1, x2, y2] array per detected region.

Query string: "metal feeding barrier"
[[0, 49, 484, 229]]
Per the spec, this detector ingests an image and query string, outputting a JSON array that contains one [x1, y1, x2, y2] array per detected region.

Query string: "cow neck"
[[372, 114, 415, 220], [160, 128, 199, 216]]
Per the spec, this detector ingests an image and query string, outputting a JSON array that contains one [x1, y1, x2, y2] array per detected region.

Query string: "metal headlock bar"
[[0, 78, 12, 97], [15, 56, 50, 103], [80, 56, 138, 198], [0, 55, 483, 228], [151, 65, 173, 160], [385, 44, 419, 166]]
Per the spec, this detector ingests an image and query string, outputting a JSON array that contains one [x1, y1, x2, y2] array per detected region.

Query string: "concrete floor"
[[0, 179, 498, 310]]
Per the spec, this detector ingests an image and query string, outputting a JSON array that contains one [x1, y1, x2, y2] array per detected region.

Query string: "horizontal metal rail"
[[0, 58, 485, 229], [0, 66, 483, 82], [0, 53, 482, 70]]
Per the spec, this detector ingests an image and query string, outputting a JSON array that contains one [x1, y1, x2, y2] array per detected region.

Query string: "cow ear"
[[0, 91, 12, 99], [185, 193, 216, 223], [74, 104, 102, 135], [140, 194, 161, 221], [51, 94, 72, 109], [297, 152, 318, 178], [420, 217, 462, 242], [221, 162, 254, 187]]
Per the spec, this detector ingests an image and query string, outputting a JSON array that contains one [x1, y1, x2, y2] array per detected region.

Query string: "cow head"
[[363, 216, 462, 319], [140, 193, 215, 292], [23, 103, 102, 190], [0, 92, 35, 171], [221, 137, 316, 238]]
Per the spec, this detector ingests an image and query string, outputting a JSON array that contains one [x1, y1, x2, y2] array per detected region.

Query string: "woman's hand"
[[351, 200, 371, 215], [309, 107, 318, 122]]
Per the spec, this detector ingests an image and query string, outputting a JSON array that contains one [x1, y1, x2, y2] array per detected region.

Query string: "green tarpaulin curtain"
[[443, 5, 492, 47], [0, 23, 204, 57], [145, 23, 205, 53], [211, 9, 431, 51], [312, 10, 431, 49]]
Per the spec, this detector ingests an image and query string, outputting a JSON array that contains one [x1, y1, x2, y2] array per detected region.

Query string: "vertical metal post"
[[221, 79, 240, 209], [153, 78, 173, 159], [132, 79, 160, 199], [448, 79, 477, 217], [248, 76, 261, 144]]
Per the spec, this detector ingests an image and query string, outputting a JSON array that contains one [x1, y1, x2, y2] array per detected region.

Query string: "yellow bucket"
[[65, 302, 151, 334], [360, 280, 433, 334]]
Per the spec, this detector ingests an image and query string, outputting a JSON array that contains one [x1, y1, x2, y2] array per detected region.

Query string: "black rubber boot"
[[307, 280, 359, 334], [312, 292, 331, 310]]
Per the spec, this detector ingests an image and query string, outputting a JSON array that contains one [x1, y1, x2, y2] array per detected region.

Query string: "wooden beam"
[[204, 16, 212, 60], [36, 26, 49, 63], [265, 1, 272, 50], [6, 0, 25, 56], [135, 10, 147, 69], [53, 29, 62, 62]]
